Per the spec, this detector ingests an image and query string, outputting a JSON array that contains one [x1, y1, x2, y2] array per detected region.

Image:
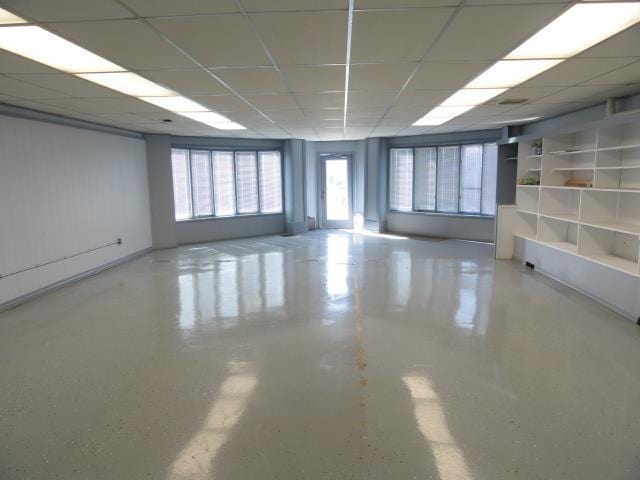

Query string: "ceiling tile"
[[385, 105, 435, 120], [141, 69, 227, 95], [119, 0, 238, 16], [0, 75, 69, 99], [6, 73, 122, 97], [37, 97, 123, 114], [281, 65, 344, 93], [191, 94, 255, 112], [356, 0, 459, 7], [150, 15, 269, 67], [351, 8, 454, 63], [242, 0, 347, 11], [348, 106, 388, 118], [531, 85, 628, 105], [48, 19, 195, 70], [88, 96, 167, 113], [407, 61, 490, 90], [350, 63, 416, 91], [395, 89, 452, 106], [425, 4, 566, 61], [0, 0, 133, 21], [521, 58, 636, 88], [0, 50, 59, 74], [583, 60, 640, 86], [302, 108, 343, 119], [348, 91, 397, 108], [242, 93, 299, 111], [579, 24, 640, 59], [0, 98, 81, 116], [266, 109, 306, 121], [295, 92, 344, 109], [491, 86, 565, 104], [212, 67, 288, 93], [251, 11, 347, 65]]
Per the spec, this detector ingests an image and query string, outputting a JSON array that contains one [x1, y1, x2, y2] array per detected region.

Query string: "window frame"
[[388, 142, 497, 218], [172, 147, 284, 222]]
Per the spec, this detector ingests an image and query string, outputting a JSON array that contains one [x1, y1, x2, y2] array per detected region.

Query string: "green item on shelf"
[[518, 177, 540, 185]]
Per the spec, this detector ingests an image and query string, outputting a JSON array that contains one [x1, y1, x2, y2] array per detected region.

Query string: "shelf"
[[594, 165, 640, 170], [546, 241, 578, 254], [552, 167, 594, 171], [517, 184, 540, 188], [539, 212, 579, 223], [514, 233, 537, 242], [527, 168, 542, 172], [528, 154, 543, 159], [548, 143, 640, 156], [549, 148, 597, 155], [517, 209, 538, 216], [583, 253, 638, 276], [580, 220, 640, 236], [506, 157, 518, 161], [596, 143, 640, 153]]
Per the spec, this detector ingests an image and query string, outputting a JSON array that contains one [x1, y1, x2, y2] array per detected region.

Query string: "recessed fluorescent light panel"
[[179, 111, 231, 123], [413, 116, 453, 126], [466, 59, 562, 89], [0, 7, 26, 24], [77, 72, 175, 97], [441, 88, 506, 107], [207, 122, 247, 130], [0, 26, 124, 73], [139, 96, 209, 112], [507, 3, 640, 60], [488, 116, 540, 124]]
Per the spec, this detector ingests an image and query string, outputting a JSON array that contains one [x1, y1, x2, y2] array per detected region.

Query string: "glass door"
[[321, 154, 353, 228]]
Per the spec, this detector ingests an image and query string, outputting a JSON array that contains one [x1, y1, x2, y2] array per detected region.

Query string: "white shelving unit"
[[512, 122, 640, 277]]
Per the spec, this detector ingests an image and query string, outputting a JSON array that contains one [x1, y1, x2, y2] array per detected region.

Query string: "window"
[[437, 146, 460, 213], [235, 152, 259, 214], [171, 149, 191, 220], [389, 142, 498, 216], [389, 148, 413, 211], [414, 147, 437, 211], [459, 144, 483, 214], [171, 148, 283, 220], [190, 150, 213, 217], [259, 151, 283, 213]]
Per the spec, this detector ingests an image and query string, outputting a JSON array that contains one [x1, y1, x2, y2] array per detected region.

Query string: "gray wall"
[[284, 139, 307, 234], [0, 112, 152, 306], [145, 135, 288, 245], [305, 140, 366, 226], [385, 129, 501, 242], [387, 212, 495, 242], [176, 214, 285, 244]]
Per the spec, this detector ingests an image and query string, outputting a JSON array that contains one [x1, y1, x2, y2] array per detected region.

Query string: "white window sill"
[[176, 212, 284, 223], [388, 210, 495, 220]]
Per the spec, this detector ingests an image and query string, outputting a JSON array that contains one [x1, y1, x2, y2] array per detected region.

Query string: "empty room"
[[2, 1, 640, 478]]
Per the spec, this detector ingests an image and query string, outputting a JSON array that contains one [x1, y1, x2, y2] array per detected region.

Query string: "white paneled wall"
[[0, 115, 152, 306]]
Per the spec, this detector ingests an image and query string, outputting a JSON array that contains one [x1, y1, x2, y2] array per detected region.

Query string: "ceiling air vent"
[[498, 98, 528, 105]]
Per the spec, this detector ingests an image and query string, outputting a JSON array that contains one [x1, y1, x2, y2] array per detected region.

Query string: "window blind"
[[436, 146, 460, 213], [190, 149, 213, 217], [459, 144, 483, 214], [481, 143, 497, 216], [258, 151, 283, 213], [171, 148, 192, 220], [414, 147, 437, 211], [235, 151, 259, 214], [212, 151, 236, 216], [390, 148, 413, 212]]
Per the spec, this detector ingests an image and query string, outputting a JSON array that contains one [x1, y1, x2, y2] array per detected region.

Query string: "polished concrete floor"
[[1, 230, 640, 479]]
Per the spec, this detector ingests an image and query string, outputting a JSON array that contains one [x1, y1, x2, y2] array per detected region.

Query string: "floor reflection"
[[166, 362, 258, 480], [403, 374, 473, 480], [177, 251, 285, 336], [326, 234, 350, 298]]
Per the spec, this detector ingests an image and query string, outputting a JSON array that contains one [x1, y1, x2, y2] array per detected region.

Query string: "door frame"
[[318, 152, 354, 229]]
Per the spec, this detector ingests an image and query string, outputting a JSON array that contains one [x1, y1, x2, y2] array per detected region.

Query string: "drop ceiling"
[[0, 0, 639, 140]]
